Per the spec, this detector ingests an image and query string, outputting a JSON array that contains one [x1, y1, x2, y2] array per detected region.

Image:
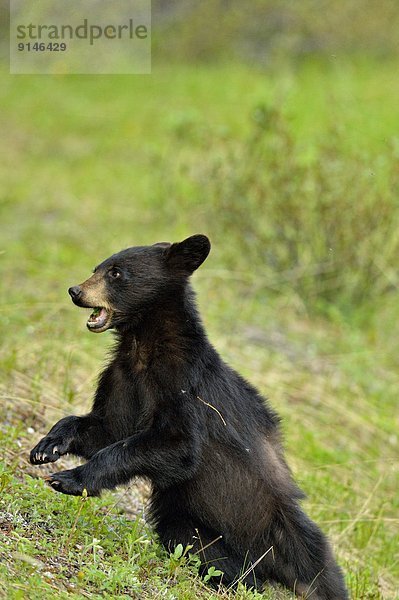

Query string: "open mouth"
[[86, 307, 112, 332]]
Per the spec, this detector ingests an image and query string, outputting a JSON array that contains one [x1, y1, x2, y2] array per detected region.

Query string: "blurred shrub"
[[152, 0, 399, 63], [166, 104, 399, 315]]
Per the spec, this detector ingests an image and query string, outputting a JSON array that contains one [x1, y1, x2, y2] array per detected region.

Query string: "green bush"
[[169, 103, 399, 314]]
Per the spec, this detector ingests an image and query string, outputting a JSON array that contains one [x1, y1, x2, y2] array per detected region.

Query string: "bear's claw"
[[30, 437, 65, 465], [45, 468, 93, 497]]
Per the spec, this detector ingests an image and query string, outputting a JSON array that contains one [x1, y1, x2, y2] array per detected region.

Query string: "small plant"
[[203, 565, 223, 583], [168, 543, 202, 578], [0, 469, 12, 493]]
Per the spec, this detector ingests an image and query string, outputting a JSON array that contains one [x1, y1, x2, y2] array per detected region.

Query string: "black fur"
[[30, 234, 348, 599]]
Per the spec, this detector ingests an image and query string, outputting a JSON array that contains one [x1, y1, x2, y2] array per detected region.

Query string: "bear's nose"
[[68, 286, 82, 301]]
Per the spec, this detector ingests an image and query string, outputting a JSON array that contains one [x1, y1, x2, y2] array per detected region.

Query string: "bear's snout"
[[68, 286, 82, 302]]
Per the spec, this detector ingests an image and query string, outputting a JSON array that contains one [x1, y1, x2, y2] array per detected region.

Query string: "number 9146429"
[[18, 42, 67, 51]]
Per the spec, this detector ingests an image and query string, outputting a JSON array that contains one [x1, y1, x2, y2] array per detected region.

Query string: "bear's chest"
[[101, 361, 157, 440]]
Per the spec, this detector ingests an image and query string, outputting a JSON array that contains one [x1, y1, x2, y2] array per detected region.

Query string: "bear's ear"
[[164, 234, 211, 274]]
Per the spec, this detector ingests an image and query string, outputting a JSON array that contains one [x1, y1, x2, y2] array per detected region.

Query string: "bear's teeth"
[[87, 307, 108, 327], [88, 307, 102, 321]]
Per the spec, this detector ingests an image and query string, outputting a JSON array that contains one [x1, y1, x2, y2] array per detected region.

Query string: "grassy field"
[[0, 60, 398, 599]]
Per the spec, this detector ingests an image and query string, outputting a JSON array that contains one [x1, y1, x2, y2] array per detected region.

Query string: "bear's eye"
[[108, 267, 121, 279]]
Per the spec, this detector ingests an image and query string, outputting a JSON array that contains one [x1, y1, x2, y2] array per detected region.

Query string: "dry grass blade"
[[197, 396, 227, 426]]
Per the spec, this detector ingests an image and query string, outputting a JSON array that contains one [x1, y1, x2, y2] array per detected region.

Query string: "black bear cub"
[[30, 235, 348, 599]]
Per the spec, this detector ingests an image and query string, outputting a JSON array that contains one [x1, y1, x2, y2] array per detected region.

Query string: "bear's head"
[[68, 234, 211, 333]]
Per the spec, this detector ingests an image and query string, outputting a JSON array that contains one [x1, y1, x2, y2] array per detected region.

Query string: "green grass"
[[0, 59, 398, 599]]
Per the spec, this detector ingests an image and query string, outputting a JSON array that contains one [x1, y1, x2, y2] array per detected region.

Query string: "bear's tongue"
[[87, 307, 108, 329]]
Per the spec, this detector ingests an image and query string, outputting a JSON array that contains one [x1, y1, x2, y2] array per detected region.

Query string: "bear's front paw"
[[46, 467, 99, 497], [30, 436, 70, 465]]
